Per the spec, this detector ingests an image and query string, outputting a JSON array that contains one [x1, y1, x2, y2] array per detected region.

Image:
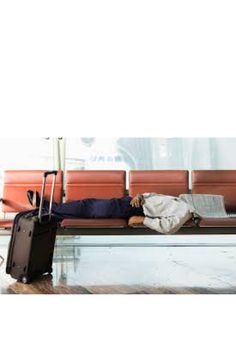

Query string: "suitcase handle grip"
[[38, 171, 58, 223], [44, 170, 58, 178]]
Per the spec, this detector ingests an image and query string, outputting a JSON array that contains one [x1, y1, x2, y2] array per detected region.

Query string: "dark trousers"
[[44, 196, 144, 219]]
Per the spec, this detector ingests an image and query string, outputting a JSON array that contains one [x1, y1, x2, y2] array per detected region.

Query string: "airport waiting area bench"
[[1, 169, 236, 235]]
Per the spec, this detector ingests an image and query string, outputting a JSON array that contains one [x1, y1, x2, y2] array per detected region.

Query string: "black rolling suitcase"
[[6, 171, 59, 284]]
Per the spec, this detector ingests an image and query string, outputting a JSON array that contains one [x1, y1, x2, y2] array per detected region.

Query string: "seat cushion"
[[65, 170, 126, 201], [0, 219, 13, 229], [2, 170, 63, 213], [192, 170, 236, 212], [129, 170, 189, 197], [61, 218, 128, 228], [199, 217, 236, 227]]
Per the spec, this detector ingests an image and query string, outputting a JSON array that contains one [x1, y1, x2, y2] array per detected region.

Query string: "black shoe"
[[27, 190, 34, 206], [27, 190, 41, 208], [35, 191, 41, 208]]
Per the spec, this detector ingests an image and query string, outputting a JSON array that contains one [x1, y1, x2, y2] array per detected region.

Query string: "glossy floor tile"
[[1, 235, 236, 294]]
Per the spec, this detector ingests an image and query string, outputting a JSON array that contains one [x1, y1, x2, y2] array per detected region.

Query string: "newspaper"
[[179, 194, 229, 218]]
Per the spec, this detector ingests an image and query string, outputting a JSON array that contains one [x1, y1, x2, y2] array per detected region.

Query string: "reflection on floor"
[[1, 235, 236, 294]]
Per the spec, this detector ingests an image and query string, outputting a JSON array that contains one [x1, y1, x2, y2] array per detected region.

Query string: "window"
[[65, 137, 236, 171], [0, 138, 53, 193]]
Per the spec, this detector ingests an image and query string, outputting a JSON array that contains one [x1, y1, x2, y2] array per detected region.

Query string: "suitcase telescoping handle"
[[38, 171, 58, 223]]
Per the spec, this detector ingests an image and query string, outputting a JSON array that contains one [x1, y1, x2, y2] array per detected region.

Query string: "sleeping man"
[[27, 191, 194, 234]]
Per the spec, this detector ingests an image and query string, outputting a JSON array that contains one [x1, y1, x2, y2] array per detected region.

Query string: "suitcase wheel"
[[21, 276, 30, 284]]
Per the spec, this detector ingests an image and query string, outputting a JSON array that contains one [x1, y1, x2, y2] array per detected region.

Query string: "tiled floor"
[[1, 235, 236, 294]]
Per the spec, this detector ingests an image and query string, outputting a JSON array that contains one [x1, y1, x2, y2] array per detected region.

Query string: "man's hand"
[[128, 216, 145, 226], [130, 194, 144, 208]]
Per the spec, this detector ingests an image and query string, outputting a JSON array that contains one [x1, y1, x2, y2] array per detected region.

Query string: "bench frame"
[[57, 226, 236, 235], [1, 169, 236, 236], [0, 224, 236, 236]]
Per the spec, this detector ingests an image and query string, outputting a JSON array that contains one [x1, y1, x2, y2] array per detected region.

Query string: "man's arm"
[[142, 193, 159, 198], [130, 194, 145, 208], [128, 216, 145, 226], [143, 215, 184, 234], [128, 215, 186, 234], [130, 192, 161, 208]]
